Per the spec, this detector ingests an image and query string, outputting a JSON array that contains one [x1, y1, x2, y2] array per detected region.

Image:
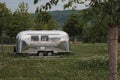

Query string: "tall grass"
[[0, 43, 120, 80]]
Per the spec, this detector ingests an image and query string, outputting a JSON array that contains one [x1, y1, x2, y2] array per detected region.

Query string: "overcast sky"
[[0, 0, 89, 13]]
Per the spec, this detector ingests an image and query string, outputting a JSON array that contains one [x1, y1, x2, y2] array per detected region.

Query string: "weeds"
[[0, 43, 120, 80]]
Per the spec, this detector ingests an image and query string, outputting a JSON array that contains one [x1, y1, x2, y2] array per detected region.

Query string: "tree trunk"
[[108, 22, 118, 80]]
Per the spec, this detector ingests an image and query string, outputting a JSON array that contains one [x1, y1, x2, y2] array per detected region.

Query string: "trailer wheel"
[[47, 52, 53, 56], [38, 52, 44, 56], [13, 46, 16, 54]]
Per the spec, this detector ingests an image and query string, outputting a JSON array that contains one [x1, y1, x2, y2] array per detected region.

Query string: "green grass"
[[0, 43, 120, 80]]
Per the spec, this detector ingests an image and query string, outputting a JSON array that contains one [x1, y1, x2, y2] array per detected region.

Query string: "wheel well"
[[37, 51, 54, 56]]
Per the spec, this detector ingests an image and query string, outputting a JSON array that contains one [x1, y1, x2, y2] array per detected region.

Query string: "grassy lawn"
[[0, 43, 120, 80]]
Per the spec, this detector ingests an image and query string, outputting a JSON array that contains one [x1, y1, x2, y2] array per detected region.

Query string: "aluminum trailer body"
[[15, 30, 70, 55]]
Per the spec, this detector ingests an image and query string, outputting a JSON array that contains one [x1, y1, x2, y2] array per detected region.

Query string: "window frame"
[[31, 35, 39, 41]]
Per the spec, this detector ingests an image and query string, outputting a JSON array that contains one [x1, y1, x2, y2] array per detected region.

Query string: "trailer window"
[[31, 36, 39, 41], [50, 37, 60, 41], [41, 36, 49, 41]]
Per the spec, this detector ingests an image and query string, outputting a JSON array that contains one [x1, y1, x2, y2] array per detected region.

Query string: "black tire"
[[38, 52, 44, 56], [47, 52, 53, 56], [13, 46, 16, 54]]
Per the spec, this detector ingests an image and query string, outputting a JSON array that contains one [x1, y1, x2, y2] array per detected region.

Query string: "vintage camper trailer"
[[14, 30, 70, 56]]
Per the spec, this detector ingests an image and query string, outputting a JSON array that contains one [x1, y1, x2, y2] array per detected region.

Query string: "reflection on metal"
[[15, 30, 70, 54]]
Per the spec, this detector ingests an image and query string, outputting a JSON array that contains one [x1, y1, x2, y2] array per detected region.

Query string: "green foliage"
[[33, 0, 85, 11], [35, 0, 59, 11], [88, 0, 120, 34], [16, 2, 29, 13], [42, 10, 120, 43], [78, 8, 109, 43], [35, 11, 57, 30], [0, 2, 12, 47], [8, 13, 34, 37], [34, 0, 120, 43], [6, 2, 35, 37], [90, 0, 120, 20], [82, 26, 91, 43], [48, 19, 57, 29], [36, 11, 52, 24], [63, 13, 82, 41], [1, 0, 120, 44], [34, 0, 38, 4], [0, 2, 59, 44], [0, 3, 12, 35], [91, 20, 108, 42]]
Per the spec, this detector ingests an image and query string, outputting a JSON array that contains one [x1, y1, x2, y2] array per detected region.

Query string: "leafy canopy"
[[63, 13, 81, 37], [35, 11, 57, 30], [0, 3, 12, 35], [6, 2, 35, 37], [34, 0, 87, 12]]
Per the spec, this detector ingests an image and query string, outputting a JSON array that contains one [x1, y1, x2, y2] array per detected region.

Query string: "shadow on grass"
[[2, 51, 73, 59]]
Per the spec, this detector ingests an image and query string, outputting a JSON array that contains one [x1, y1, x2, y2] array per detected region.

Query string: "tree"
[[89, 1, 120, 80], [47, 19, 57, 30], [16, 2, 29, 13], [0, 3, 12, 52], [80, 8, 108, 43], [34, 0, 120, 80], [36, 11, 52, 24], [35, 11, 57, 30], [90, 24, 107, 43], [6, 2, 35, 38], [63, 13, 82, 42]]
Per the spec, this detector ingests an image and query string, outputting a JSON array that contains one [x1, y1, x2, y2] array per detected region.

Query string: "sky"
[[0, 0, 90, 13]]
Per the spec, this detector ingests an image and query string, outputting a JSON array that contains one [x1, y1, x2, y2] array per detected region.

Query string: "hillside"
[[31, 10, 81, 29], [49, 10, 80, 28]]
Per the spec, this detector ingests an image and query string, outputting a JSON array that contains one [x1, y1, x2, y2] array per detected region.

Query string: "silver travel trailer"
[[14, 30, 70, 56]]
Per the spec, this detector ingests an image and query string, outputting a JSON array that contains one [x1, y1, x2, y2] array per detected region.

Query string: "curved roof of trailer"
[[16, 30, 69, 39]]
